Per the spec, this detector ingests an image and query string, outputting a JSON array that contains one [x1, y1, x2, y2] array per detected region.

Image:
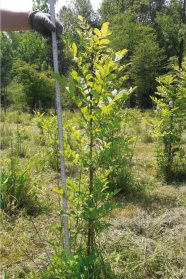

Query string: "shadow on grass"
[[113, 175, 184, 211]]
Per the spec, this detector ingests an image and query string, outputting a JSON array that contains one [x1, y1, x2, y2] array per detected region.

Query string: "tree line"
[[1, 0, 186, 110]]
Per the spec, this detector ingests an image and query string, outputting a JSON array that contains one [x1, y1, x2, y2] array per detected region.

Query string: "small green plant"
[[40, 17, 135, 278], [33, 112, 59, 171], [0, 151, 38, 215], [0, 124, 13, 150], [141, 120, 153, 144], [14, 125, 30, 158], [150, 65, 186, 181]]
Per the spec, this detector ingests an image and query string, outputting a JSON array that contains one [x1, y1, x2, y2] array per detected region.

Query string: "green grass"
[[0, 110, 186, 278]]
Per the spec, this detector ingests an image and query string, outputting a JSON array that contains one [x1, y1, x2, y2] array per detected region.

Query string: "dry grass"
[[0, 211, 60, 278], [105, 201, 186, 278]]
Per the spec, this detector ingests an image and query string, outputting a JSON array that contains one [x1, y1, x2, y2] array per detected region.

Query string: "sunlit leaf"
[[78, 15, 83, 22], [101, 22, 110, 37], [72, 42, 77, 57], [94, 28, 101, 37], [100, 39, 110, 45]]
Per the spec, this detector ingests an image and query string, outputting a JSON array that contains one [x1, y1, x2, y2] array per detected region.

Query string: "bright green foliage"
[[38, 18, 134, 278], [99, 0, 143, 21], [150, 64, 186, 181], [12, 60, 55, 111], [58, 0, 98, 75], [48, 18, 134, 277], [65, 18, 134, 192], [99, 0, 186, 107]]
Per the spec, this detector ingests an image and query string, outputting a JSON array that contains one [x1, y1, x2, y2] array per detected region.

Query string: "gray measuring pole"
[[49, 0, 70, 255]]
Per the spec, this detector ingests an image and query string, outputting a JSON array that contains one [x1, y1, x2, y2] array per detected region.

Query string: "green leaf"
[[95, 64, 105, 77], [94, 83, 102, 93], [78, 15, 83, 22], [94, 28, 101, 37], [78, 255, 96, 267], [71, 70, 80, 82], [81, 106, 88, 115], [101, 22, 110, 37], [101, 105, 112, 115], [72, 42, 77, 57], [53, 187, 64, 195], [69, 83, 76, 95], [76, 28, 83, 38], [112, 95, 123, 102], [91, 90, 99, 100], [115, 49, 128, 61], [100, 39, 110, 45], [85, 74, 93, 81], [52, 72, 67, 86]]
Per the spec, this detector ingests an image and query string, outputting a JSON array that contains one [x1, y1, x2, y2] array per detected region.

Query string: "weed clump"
[[0, 156, 39, 215], [0, 124, 13, 150]]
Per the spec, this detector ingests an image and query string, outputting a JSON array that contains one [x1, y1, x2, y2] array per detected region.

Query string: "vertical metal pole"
[[49, 0, 70, 255]]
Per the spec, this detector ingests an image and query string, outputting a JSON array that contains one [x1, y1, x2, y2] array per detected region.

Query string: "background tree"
[[72, 0, 94, 21], [101, 9, 165, 107], [15, 32, 49, 69], [11, 60, 54, 111], [0, 33, 13, 108], [58, 0, 98, 36], [0, 33, 13, 88], [130, 34, 164, 107], [156, 0, 186, 68], [32, 0, 50, 12], [99, 0, 186, 107], [99, 0, 166, 23]]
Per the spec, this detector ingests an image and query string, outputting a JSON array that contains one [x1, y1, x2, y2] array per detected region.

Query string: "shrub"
[[11, 60, 55, 111], [0, 155, 38, 215], [33, 17, 135, 278], [150, 65, 186, 181]]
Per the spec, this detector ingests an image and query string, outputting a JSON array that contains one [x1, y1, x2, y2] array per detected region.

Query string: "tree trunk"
[[178, 39, 184, 69]]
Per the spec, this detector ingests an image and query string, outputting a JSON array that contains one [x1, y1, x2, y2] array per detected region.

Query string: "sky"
[[0, 0, 102, 12]]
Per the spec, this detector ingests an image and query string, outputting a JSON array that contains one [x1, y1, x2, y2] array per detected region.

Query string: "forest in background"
[[1, 0, 186, 110]]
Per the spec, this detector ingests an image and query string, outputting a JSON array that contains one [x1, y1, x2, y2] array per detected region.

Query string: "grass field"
[[0, 109, 186, 279]]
